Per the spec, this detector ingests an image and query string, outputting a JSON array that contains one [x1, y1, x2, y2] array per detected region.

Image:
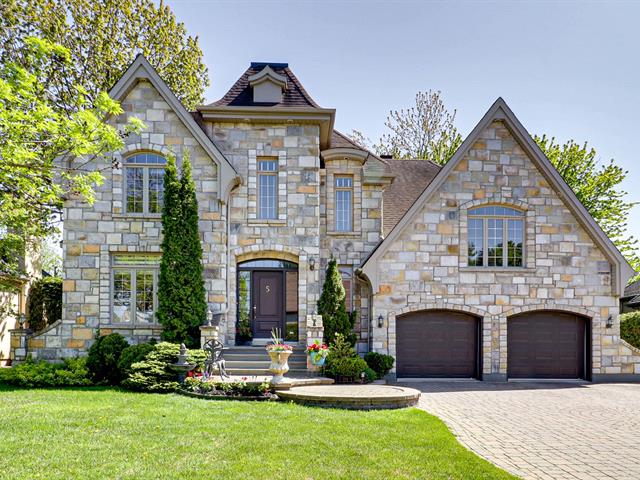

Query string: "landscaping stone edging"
[[179, 390, 278, 402]]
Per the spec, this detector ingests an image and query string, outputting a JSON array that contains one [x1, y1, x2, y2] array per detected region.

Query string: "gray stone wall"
[[370, 120, 637, 377], [208, 122, 322, 344], [34, 79, 225, 358]]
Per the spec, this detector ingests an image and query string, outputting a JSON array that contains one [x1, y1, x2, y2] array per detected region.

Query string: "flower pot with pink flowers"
[[305, 340, 329, 367], [265, 328, 292, 384]]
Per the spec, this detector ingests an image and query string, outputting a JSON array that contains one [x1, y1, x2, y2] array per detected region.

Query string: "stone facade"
[[17, 59, 639, 383], [368, 119, 640, 380]]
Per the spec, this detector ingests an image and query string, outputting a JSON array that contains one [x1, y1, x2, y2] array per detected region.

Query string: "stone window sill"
[[327, 231, 362, 237], [101, 324, 163, 329], [248, 219, 287, 226], [459, 266, 536, 273], [112, 213, 162, 220]]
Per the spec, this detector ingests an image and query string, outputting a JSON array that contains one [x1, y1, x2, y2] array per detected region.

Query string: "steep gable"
[[109, 55, 239, 199], [361, 98, 634, 295]]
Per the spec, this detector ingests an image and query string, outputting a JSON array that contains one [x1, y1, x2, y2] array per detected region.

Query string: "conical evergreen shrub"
[[317, 258, 356, 346], [157, 152, 207, 347]]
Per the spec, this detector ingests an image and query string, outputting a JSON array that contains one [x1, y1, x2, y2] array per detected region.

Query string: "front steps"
[[222, 345, 314, 376]]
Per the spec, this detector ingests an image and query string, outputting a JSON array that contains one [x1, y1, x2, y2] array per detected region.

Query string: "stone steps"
[[220, 346, 313, 377]]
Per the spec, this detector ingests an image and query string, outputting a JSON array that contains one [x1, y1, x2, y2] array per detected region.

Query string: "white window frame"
[[124, 153, 167, 215], [467, 206, 525, 267], [335, 175, 353, 232], [257, 158, 278, 220], [110, 255, 160, 326]]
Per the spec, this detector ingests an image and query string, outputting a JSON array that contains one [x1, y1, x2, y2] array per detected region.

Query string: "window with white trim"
[[468, 206, 524, 267], [125, 153, 167, 214], [112, 254, 160, 324], [335, 176, 353, 232], [257, 159, 278, 219]]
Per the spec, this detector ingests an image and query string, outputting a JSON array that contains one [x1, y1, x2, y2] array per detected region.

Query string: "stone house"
[[14, 55, 640, 381]]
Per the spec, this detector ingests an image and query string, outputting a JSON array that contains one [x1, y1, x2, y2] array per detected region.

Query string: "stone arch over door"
[[228, 245, 310, 345]]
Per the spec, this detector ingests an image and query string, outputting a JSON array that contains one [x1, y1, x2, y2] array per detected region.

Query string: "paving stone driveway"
[[405, 381, 640, 480]]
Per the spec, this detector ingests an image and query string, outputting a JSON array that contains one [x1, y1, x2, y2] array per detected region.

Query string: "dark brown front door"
[[508, 311, 586, 379], [396, 310, 480, 378], [252, 271, 283, 338]]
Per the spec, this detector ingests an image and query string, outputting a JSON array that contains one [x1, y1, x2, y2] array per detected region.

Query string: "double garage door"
[[396, 310, 587, 379]]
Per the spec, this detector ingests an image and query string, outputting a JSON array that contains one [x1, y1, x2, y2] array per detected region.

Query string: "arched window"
[[468, 205, 524, 267], [125, 153, 167, 214]]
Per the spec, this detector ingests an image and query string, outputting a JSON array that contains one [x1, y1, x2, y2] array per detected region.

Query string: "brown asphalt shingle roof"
[[383, 159, 441, 235], [209, 62, 320, 108], [624, 279, 640, 298]]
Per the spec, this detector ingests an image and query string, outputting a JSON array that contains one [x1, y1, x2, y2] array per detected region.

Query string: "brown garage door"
[[397, 310, 479, 378], [508, 311, 587, 379]]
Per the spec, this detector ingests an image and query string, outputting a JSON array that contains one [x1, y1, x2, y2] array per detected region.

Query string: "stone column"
[[306, 314, 323, 371], [9, 328, 32, 363], [200, 325, 220, 348]]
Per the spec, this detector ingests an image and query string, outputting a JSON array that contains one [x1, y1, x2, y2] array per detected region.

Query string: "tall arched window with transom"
[[124, 153, 167, 214], [467, 205, 524, 267]]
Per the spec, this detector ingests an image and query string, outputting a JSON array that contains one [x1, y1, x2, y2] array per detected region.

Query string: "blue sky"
[[166, 0, 639, 253]]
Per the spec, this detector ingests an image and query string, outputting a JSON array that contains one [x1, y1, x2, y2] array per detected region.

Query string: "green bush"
[[121, 342, 207, 393], [364, 352, 395, 379], [363, 366, 377, 383], [318, 259, 356, 346], [325, 333, 369, 382], [26, 277, 62, 332], [86, 333, 130, 385], [0, 357, 91, 387], [621, 311, 640, 348], [117, 342, 156, 378]]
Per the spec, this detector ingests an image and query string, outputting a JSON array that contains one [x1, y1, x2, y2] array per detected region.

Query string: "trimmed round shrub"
[[26, 277, 62, 332], [86, 333, 130, 385], [324, 333, 369, 382], [363, 366, 377, 383], [621, 311, 640, 349], [117, 342, 156, 379], [364, 352, 395, 379], [121, 342, 207, 393]]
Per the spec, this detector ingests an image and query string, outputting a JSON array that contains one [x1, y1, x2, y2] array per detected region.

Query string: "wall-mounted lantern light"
[[606, 315, 614, 328], [18, 313, 26, 329], [309, 257, 316, 271], [377, 314, 384, 328]]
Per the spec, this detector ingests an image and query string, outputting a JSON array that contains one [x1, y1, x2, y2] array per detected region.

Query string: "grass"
[[0, 387, 516, 480]]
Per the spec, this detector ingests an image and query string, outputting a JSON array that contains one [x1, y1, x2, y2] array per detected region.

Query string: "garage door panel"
[[508, 311, 586, 379], [397, 310, 479, 378]]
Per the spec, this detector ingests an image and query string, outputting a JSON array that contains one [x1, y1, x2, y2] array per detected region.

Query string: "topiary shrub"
[[318, 259, 356, 346], [117, 341, 156, 379], [621, 311, 640, 349], [26, 277, 62, 332], [86, 332, 130, 385], [121, 342, 207, 393], [325, 333, 369, 383], [364, 352, 395, 379], [0, 357, 91, 387]]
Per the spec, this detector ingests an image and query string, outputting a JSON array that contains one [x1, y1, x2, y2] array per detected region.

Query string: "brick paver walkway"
[[407, 381, 640, 480]]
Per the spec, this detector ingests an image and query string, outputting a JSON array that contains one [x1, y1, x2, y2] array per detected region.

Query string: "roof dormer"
[[248, 64, 287, 103]]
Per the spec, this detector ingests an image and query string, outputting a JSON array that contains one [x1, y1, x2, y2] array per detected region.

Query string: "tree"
[[0, 36, 143, 246], [157, 153, 207, 347], [535, 135, 639, 274], [317, 259, 356, 346], [1, 0, 208, 110], [350, 90, 462, 165]]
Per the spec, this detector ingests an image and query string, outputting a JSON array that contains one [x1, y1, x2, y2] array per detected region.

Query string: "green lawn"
[[0, 387, 516, 479]]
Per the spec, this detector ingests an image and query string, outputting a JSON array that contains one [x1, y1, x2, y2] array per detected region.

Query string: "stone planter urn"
[[268, 350, 292, 385]]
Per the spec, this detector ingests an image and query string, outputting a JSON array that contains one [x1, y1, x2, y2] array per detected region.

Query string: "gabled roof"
[[383, 159, 441, 235], [361, 97, 635, 296], [209, 62, 320, 108], [109, 55, 239, 199], [624, 279, 640, 298]]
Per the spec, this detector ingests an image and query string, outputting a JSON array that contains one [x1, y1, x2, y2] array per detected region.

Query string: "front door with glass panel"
[[252, 271, 283, 338], [237, 259, 298, 344]]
